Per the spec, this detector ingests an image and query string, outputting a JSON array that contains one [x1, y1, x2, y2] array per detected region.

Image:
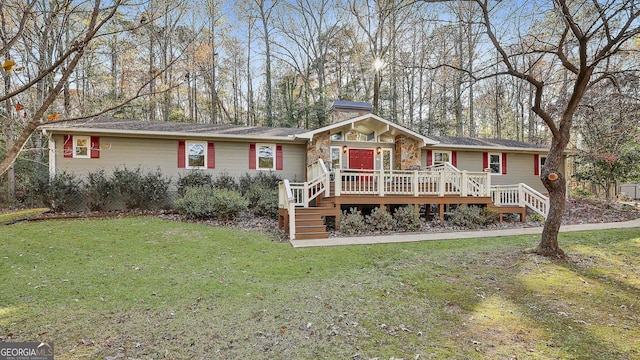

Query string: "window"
[[379, 135, 394, 143], [257, 144, 275, 170], [187, 141, 206, 168], [536, 155, 547, 175], [433, 151, 451, 165], [64, 135, 99, 159], [330, 132, 342, 141], [489, 153, 502, 174], [345, 129, 375, 142], [382, 149, 392, 171], [330, 146, 342, 169], [73, 136, 90, 158]]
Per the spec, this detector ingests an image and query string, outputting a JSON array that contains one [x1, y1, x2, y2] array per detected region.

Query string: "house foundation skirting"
[[278, 195, 527, 238]]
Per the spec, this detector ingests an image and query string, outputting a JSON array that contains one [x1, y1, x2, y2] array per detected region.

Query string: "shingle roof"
[[430, 135, 548, 150], [41, 117, 308, 139]]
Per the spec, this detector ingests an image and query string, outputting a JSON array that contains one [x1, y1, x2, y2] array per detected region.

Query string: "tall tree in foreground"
[[469, 0, 640, 257]]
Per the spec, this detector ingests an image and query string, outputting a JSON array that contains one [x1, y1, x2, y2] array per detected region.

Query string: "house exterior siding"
[[52, 134, 306, 183]]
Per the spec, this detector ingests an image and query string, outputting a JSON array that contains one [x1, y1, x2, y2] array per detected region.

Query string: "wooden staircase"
[[294, 208, 329, 239]]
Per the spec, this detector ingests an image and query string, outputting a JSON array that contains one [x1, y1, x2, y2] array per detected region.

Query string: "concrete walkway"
[[289, 217, 640, 248]]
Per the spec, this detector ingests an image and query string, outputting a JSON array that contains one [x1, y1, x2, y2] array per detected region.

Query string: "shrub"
[[177, 170, 213, 196], [365, 206, 395, 232], [483, 207, 501, 224], [142, 169, 172, 209], [85, 169, 115, 211], [450, 205, 486, 229], [238, 171, 282, 195], [570, 187, 596, 200], [112, 167, 171, 210], [393, 205, 422, 231], [244, 183, 279, 219], [27, 171, 84, 212], [213, 171, 238, 191], [528, 213, 545, 222], [112, 167, 145, 209], [175, 186, 248, 221], [339, 207, 366, 235]]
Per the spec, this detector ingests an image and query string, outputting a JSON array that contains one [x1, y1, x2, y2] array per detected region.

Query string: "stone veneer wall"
[[394, 135, 421, 170], [306, 132, 330, 167], [329, 110, 371, 124]]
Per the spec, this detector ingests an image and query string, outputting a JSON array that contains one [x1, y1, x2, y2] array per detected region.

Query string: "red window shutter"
[[276, 145, 283, 170], [249, 143, 256, 169], [178, 141, 186, 168], [90, 136, 100, 158], [427, 150, 433, 166], [63, 135, 73, 158], [207, 142, 215, 169], [534, 154, 539, 175], [502, 153, 508, 174], [482, 152, 488, 170], [451, 151, 457, 167]]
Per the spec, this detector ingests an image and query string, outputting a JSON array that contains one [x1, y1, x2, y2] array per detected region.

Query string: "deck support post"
[[335, 169, 341, 197], [438, 203, 445, 220], [461, 172, 468, 197]]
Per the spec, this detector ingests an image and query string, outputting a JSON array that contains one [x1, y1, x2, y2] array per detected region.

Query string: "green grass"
[[0, 208, 49, 225], [1, 217, 639, 359]]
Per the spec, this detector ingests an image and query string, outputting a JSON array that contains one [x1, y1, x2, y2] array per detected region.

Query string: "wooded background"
[[1, 0, 639, 204]]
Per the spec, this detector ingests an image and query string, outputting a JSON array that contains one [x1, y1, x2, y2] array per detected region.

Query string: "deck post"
[[324, 171, 331, 198], [413, 171, 419, 197], [289, 199, 296, 240], [485, 172, 492, 196], [378, 169, 385, 196], [518, 183, 525, 207], [494, 186, 501, 206], [303, 182, 309, 208], [461, 171, 468, 197], [335, 168, 341, 197], [438, 171, 446, 197]]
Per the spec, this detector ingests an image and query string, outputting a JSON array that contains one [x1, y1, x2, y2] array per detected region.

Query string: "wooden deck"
[[278, 162, 543, 240]]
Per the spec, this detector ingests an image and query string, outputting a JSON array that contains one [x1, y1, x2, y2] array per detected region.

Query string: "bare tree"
[[0, 0, 180, 177], [467, 0, 640, 257]]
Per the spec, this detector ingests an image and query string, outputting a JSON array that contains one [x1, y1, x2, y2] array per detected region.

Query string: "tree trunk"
[[537, 139, 567, 258]]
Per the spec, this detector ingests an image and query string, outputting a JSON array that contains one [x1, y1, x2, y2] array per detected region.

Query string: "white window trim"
[[538, 155, 547, 174], [256, 143, 276, 171], [433, 151, 451, 165], [488, 152, 502, 175], [381, 148, 393, 170], [330, 146, 342, 170], [73, 135, 90, 158], [186, 141, 207, 169]]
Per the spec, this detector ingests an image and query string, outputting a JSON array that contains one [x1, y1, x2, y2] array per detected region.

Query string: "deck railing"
[[282, 160, 330, 208], [491, 183, 549, 218], [334, 169, 492, 198]]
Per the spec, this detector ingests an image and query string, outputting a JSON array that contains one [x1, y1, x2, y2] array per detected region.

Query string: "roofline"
[[38, 125, 305, 143], [295, 113, 438, 146], [429, 143, 574, 154]]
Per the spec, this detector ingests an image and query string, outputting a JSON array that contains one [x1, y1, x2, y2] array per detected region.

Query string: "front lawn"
[[1, 217, 639, 359]]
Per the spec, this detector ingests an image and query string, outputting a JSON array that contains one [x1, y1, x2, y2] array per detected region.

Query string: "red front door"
[[348, 149, 374, 170]]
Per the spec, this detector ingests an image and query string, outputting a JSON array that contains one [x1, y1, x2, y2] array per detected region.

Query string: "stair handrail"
[[491, 183, 549, 218], [304, 160, 330, 207], [279, 179, 298, 240], [424, 161, 460, 173], [520, 183, 549, 218]]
